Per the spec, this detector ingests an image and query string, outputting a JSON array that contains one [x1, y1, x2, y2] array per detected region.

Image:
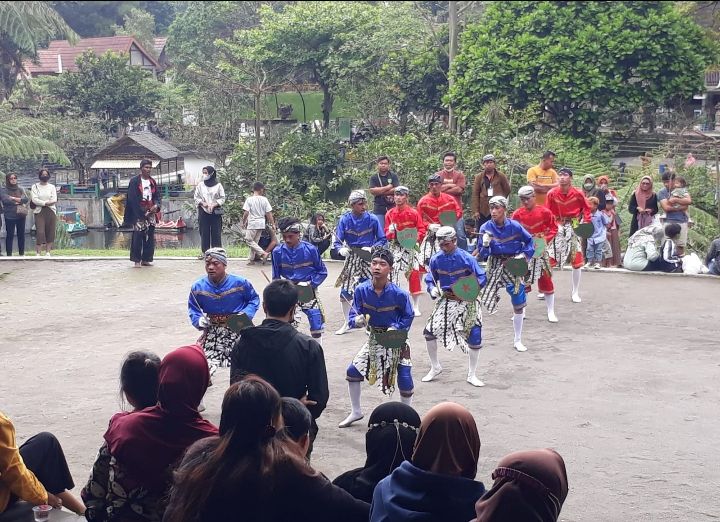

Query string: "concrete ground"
[[0, 259, 718, 521]]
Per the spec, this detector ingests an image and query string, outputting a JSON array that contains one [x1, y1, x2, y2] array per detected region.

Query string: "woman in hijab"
[[0, 173, 29, 256], [194, 166, 226, 259], [623, 224, 679, 272], [472, 448, 569, 522], [82, 345, 218, 521], [333, 402, 421, 503], [581, 175, 606, 210], [628, 175, 658, 236], [370, 402, 485, 522]]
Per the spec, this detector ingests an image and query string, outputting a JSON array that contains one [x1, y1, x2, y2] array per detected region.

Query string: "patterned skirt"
[[547, 223, 581, 268], [335, 251, 371, 296], [197, 315, 241, 374], [480, 256, 524, 315], [389, 242, 420, 285], [424, 295, 482, 353], [526, 253, 553, 286], [352, 327, 411, 396], [419, 230, 439, 269]]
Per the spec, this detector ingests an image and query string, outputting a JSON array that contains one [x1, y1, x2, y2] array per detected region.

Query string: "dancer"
[[272, 217, 328, 341], [545, 167, 592, 303], [339, 247, 415, 428], [188, 248, 260, 375], [512, 186, 559, 322], [417, 173, 463, 270], [422, 226, 487, 387], [334, 190, 387, 335], [384, 186, 426, 316], [477, 196, 534, 352]]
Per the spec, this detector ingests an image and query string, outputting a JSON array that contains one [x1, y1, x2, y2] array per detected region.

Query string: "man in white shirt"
[[243, 181, 275, 264]]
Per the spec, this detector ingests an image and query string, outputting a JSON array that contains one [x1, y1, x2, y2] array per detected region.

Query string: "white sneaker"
[[537, 293, 545, 300], [45, 252, 51, 257], [467, 375, 485, 387], [571, 293, 582, 303], [335, 323, 351, 335], [547, 311, 559, 323], [514, 341, 528, 352], [338, 412, 364, 428], [413, 307, 421, 317], [421, 366, 443, 382], [593, 263, 601, 270]]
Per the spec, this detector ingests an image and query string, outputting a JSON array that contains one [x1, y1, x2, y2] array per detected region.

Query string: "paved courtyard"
[[1, 259, 718, 521]]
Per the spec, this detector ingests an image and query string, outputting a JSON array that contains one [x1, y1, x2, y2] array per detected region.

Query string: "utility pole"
[[448, 0, 458, 133]]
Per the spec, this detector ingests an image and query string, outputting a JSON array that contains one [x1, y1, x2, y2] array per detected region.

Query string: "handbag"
[[16, 202, 28, 216], [29, 184, 37, 209]]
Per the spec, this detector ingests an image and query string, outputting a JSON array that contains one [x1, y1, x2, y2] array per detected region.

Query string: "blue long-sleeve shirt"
[[271, 240, 328, 288], [588, 210, 611, 245], [334, 211, 387, 250], [425, 247, 487, 294], [348, 280, 414, 330], [477, 218, 534, 260], [188, 274, 260, 329]]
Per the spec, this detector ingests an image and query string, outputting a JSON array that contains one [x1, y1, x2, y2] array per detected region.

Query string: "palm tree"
[[0, 110, 69, 173]]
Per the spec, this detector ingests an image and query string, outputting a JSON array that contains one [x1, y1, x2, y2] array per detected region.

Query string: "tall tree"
[[113, 7, 157, 58]]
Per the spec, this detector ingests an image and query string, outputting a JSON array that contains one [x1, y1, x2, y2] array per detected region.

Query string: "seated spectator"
[[705, 236, 720, 275], [305, 213, 332, 256], [0, 412, 85, 516], [163, 376, 369, 522], [370, 402, 485, 522], [82, 345, 218, 521], [119, 351, 161, 411], [472, 448, 569, 522], [623, 224, 679, 273], [280, 397, 312, 457], [333, 402, 421, 503], [258, 224, 278, 263], [660, 223, 683, 272]]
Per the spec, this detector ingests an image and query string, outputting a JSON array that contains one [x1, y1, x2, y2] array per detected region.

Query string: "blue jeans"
[[586, 241, 604, 263]]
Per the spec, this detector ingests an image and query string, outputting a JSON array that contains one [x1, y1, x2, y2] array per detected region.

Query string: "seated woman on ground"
[[0, 411, 85, 516], [472, 448, 569, 522], [333, 402, 421, 503], [82, 345, 218, 522], [163, 375, 369, 522], [305, 213, 332, 256], [370, 401, 486, 522], [119, 351, 161, 413], [623, 224, 681, 273]]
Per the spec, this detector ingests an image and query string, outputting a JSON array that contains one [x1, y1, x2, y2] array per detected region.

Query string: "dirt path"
[[1, 259, 718, 520]]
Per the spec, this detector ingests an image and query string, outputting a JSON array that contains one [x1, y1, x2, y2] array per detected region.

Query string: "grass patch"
[[239, 91, 359, 120], [51, 246, 250, 257]]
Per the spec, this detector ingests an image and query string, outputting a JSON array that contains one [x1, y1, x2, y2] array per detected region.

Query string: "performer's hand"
[[47, 493, 62, 509], [198, 314, 210, 328], [388, 223, 397, 233], [361, 246, 372, 252], [300, 393, 317, 407], [430, 287, 441, 299], [297, 281, 309, 286], [482, 233, 492, 247], [339, 247, 350, 257]]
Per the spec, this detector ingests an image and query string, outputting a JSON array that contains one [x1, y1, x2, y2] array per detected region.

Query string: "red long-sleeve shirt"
[[512, 205, 558, 242], [385, 205, 427, 242], [545, 187, 591, 222], [416, 193, 462, 225]]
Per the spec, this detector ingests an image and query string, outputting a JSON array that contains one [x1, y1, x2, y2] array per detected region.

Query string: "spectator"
[[258, 224, 279, 263], [194, 166, 225, 259], [623, 224, 680, 273], [243, 181, 274, 265], [602, 195, 622, 268], [163, 376, 370, 522], [119, 351, 161, 411], [705, 236, 720, 275], [124, 159, 161, 267], [670, 175, 690, 220], [472, 154, 510, 230], [472, 449, 569, 522], [280, 397, 313, 455], [660, 223, 683, 271], [305, 213, 332, 256], [0, 412, 85, 516], [100, 169, 109, 189], [368, 156, 399, 226], [584, 197, 610, 270], [30, 168, 57, 257], [230, 279, 329, 453], [1, 173, 29, 256], [658, 171, 691, 256], [597, 175, 617, 200], [333, 402, 421, 503], [628, 175, 658, 236], [526, 151, 558, 206], [437, 151, 468, 249], [82, 345, 218, 522], [581, 175, 607, 211], [370, 402, 485, 522]]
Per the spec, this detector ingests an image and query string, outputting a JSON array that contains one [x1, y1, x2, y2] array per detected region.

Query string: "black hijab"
[[203, 166, 218, 187], [332, 402, 420, 503]]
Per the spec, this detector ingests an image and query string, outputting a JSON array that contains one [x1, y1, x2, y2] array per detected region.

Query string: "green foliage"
[[113, 7, 157, 58], [450, 1, 714, 140], [51, 1, 179, 37], [0, 107, 69, 172], [53, 50, 161, 132]]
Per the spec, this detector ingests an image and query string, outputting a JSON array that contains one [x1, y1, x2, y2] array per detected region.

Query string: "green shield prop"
[[397, 227, 418, 250], [296, 283, 315, 304], [439, 210, 458, 227], [505, 256, 529, 277], [573, 223, 594, 239], [227, 313, 253, 334], [351, 247, 373, 262], [451, 275, 480, 301], [532, 237, 546, 258], [374, 329, 408, 350]]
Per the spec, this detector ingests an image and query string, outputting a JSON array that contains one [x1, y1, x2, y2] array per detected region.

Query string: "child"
[[671, 176, 690, 219], [119, 350, 161, 411], [585, 196, 610, 269], [602, 196, 621, 267]]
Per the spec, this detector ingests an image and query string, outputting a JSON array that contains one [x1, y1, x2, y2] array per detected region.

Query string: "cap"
[[489, 195, 508, 208], [482, 154, 496, 162], [394, 185, 409, 195], [518, 186, 535, 198], [436, 226, 457, 241], [428, 173, 442, 184], [348, 189, 367, 205]]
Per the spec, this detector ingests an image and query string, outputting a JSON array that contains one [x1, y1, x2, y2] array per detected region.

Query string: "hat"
[[279, 220, 303, 233], [489, 195, 508, 208], [204, 247, 228, 265], [558, 167, 573, 176], [436, 226, 457, 241], [518, 186, 535, 198], [428, 173, 442, 184], [348, 190, 367, 205], [371, 245, 394, 266], [482, 154, 496, 162], [394, 185, 409, 195]]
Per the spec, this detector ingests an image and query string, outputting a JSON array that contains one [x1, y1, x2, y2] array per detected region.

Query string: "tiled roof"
[[23, 36, 159, 75], [153, 37, 167, 56], [93, 131, 181, 161]]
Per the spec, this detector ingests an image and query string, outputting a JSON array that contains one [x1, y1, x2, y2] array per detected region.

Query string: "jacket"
[[123, 174, 161, 226], [0, 412, 47, 513], [0, 187, 29, 220], [472, 170, 510, 217]]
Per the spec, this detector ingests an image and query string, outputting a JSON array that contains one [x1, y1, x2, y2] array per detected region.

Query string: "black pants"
[[130, 226, 155, 263], [5, 217, 26, 256], [198, 209, 222, 254], [312, 239, 331, 257]]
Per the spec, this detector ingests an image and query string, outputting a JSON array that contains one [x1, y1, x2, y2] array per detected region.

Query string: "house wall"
[[184, 154, 217, 186]]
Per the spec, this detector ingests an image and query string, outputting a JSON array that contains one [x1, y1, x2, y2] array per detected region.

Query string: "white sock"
[[412, 294, 421, 311], [546, 293, 556, 315], [340, 299, 351, 325], [468, 348, 481, 376], [572, 268, 581, 295], [400, 394, 413, 406], [426, 339, 440, 369], [513, 312, 524, 343], [348, 380, 362, 415]]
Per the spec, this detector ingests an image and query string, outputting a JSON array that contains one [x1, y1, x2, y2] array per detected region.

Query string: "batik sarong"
[[351, 327, 411, 396], [424, 295, 482, 353], [335, 251, 371, 296], [480, 256, 523, 315]]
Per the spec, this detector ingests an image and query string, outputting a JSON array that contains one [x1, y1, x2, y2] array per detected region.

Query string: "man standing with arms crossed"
[[527, 151, 558, 206], [368, 155, 398, 227], [436, 151, 468, 250]]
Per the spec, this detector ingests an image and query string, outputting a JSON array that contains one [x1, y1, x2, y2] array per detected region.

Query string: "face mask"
[[40, 176, 50, 182], [583, 183, 594, 190], [203, 174, 211, 181]]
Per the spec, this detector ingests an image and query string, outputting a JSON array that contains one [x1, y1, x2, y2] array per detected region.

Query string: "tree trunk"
[[448, 0, 458, 133], [255, 92, 261, 179], [321, 85, 333, 133]]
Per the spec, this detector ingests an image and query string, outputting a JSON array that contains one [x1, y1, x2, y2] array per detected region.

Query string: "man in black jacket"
[[230, 279, 329, 451], [124, 159, 161, 267]]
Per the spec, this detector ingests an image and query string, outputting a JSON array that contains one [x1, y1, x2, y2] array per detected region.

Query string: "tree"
[[0, 108, 69, 174], [51, 1, 179, 37], [53, 50, 161, 134], [113, 8, 157, 59], [0, 1, 77, 101], [449, 2, 714, 140]]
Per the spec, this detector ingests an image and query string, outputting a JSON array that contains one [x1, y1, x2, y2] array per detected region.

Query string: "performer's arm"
[[452, 197, 462, 219], [384, 212, 394, 240], [473, 258, 488, 288], [348, 291, 363, 328], [152, 182, 161, 210], [518, 223, 535, 259], [579, 193, 592, 222], [333, 218, 345, 250], [477, 223, 492, 261], [415, 210, 427, 242], [545, 210, 558, 242], [188, 289, 203, 329], [271, 246, 281, 280], [373, 216, 387, 246], [424, 261, 438, 295], [393, 291, 415, 330], [311, 247, 328, 287], [240, 283, 261, 319]]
